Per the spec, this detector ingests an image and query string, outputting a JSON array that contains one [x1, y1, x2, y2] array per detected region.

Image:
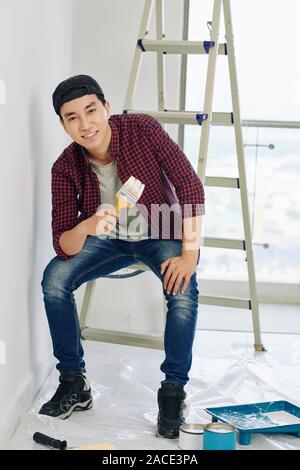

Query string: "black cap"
[[52, 74, 105, 116]]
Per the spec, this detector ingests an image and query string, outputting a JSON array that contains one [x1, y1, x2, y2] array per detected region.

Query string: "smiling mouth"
[[82, 130, 99, 139]]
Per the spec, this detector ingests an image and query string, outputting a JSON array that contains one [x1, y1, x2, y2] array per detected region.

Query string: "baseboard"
[[0, 362, 54, 449]]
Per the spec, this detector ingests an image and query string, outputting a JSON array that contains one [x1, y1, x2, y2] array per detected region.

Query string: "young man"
[[40, 74, 205, 439]]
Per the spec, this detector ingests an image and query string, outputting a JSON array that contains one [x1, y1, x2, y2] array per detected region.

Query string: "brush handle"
[[115, 194, 133, 217], [33, 432, 67, 450]]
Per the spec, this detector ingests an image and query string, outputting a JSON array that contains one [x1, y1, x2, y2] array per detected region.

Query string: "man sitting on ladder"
[[39, 74, 205, 439]]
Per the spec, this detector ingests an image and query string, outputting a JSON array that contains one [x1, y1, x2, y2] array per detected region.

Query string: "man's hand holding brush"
[[59, 176, 144, 256], [59, 208, 117, 256], [85, 208, 117, 237]]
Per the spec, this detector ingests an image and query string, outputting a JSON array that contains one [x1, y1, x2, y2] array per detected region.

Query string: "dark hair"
[[60, 94, 106, 121]]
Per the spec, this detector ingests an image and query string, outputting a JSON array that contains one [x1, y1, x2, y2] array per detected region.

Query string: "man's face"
[[60, 93, 111, 150]]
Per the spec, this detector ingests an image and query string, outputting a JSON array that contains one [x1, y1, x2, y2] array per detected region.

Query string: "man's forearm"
[[59, 220, 88, 256], [181, 216, 202, 259]]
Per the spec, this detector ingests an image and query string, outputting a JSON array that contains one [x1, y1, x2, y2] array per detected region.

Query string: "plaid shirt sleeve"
[[51, 164, 79, 259], [146, 117, 205, 217]]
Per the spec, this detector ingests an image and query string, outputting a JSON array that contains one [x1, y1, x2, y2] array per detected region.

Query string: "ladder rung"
[[138, 39, 227, 55], [203, 237, 245, 250], [124, 110, 208, 125], [205, 176, 240, 188], [81, 327, 164, 350], [168, 110, 233, 125], [211, 112, 234, 125], [199, 295, 251, 309], [124, 110, 233, 126]]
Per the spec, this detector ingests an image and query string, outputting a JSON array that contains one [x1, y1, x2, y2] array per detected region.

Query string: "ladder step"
[[124, 110, 233, 126], [203, 237, 245, 250], [205, 176, 240, 188], [167, 110, 234, 125], [81, 327, 164, 350], [138, 39, 227, 55], [199, 295, 251, 309], [211, 112, 234, 125], [124, 110, 207, 125]]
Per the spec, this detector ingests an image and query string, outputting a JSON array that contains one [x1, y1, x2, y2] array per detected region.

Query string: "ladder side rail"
[[156, 0, 165, 113], [197, 0, 222, 183], [223, 0, 264, 350], [124, 0, 154, 110], [178, 0, 190, 149]]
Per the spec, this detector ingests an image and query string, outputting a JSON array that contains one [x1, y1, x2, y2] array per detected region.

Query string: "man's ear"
[[105, 101, 111, 118], [60, 118, 66, 131]]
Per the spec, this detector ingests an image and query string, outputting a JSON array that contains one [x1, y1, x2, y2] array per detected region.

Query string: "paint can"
[[179, 424, 205, 450], [203, 422, 237, 450]]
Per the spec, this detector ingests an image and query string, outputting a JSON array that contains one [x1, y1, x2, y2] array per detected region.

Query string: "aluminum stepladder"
[[80, 0, 265, 352]]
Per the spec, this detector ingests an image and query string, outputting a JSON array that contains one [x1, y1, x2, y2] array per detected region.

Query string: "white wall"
[[0, 0, 184, 448], [73, 0, 184, 336], [73, 0, 183, 115], [0, 0, 81, 448]]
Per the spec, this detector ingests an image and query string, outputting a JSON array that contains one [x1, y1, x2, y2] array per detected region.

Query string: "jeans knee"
[[41, 259, 72, 295], [165, 276, 199, 322], [167, 291, 198, 310], [167, 275, 198, 302]]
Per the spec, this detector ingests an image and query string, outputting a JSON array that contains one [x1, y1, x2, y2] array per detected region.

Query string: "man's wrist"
[[181, 248, 199, 260], [77, 219, 88, 237]]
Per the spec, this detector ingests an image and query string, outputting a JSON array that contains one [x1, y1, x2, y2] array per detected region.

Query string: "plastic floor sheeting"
[[7, 330, 300, 450]]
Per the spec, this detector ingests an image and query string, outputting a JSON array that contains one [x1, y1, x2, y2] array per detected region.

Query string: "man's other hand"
[[160, 254, 198, 296]]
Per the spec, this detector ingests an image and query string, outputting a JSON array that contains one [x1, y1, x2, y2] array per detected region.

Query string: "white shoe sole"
[[58, 398, 93, 420]]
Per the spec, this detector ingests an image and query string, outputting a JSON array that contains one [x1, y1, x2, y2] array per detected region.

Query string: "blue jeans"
[[41, 236, 199, 386]]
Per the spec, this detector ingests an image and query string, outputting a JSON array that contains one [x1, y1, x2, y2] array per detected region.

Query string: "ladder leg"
[[80, 280, 96, 332], [178, 0, 190, 149], [156, 0, 165, 114], [162, 294, 167, 339], [124, 0, 154, 110], [197, 0, 222, 182], [163, 295, 168, 321], [196, 0, 222, 284], [223, 0, 265, 351]]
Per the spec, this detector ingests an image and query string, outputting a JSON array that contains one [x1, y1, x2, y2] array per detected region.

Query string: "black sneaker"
[[39, 372, 92, 419], [156, 383, 186, 439]]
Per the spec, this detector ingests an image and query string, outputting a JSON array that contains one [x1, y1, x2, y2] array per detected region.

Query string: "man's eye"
[[89, 109, 96, 113], [68, 117, 76, 122]]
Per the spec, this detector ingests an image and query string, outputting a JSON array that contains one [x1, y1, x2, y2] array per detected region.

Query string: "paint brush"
[[115, 176, 145, 217]]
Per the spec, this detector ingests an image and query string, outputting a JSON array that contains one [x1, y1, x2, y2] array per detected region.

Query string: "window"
[[186, 0, 300, 282]]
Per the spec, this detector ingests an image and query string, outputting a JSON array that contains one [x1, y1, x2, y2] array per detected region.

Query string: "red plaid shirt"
[[51, 113, 205, 259]]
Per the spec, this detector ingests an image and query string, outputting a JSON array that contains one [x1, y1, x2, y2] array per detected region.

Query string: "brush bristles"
[[117, 176, 145, 205]]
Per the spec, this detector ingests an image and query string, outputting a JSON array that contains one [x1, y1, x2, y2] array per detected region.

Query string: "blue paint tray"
[[204, 400, 300, 445]]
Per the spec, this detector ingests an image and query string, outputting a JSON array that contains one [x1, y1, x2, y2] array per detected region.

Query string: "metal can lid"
[[179, 424, 206, 435], [205, 422, 236, 434]]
